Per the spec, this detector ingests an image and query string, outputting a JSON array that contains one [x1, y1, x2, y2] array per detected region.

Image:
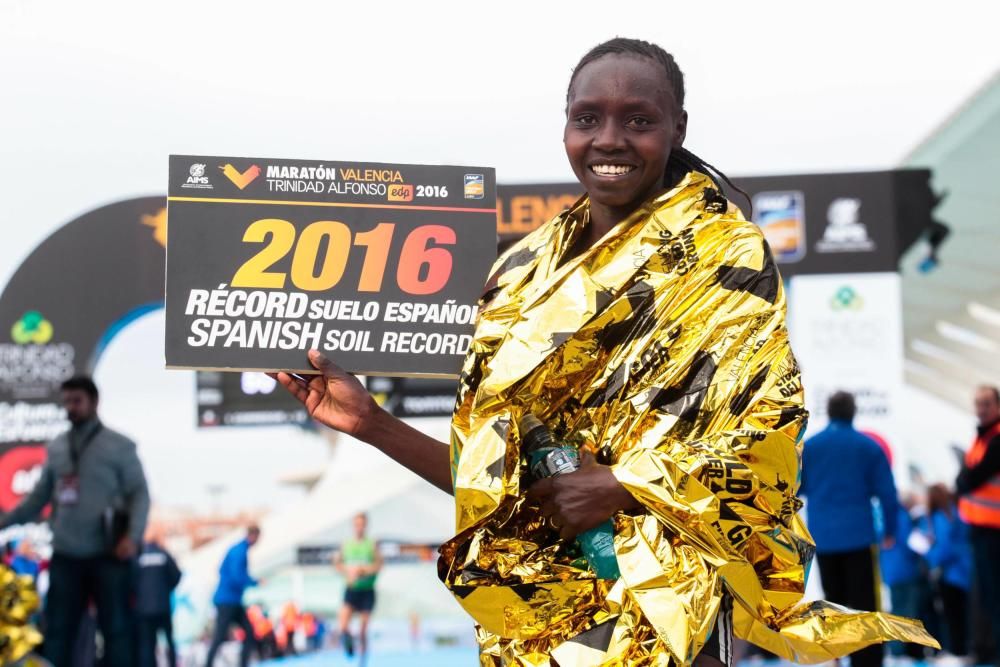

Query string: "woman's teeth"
[[591, 164, 635, 176]]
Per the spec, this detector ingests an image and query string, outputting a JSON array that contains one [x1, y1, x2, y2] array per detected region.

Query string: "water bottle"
[[519, 413, 620, 579]]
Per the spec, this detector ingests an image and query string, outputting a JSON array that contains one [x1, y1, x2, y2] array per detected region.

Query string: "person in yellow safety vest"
[[956, 385, 1000, 667]]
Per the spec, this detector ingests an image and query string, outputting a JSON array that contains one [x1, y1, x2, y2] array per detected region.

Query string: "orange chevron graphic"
[[220, 163, 261, 189]]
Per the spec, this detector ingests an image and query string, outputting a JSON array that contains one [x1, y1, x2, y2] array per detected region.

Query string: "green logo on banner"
[[11, 311, 53, 344], [830, 286, 863, 311]]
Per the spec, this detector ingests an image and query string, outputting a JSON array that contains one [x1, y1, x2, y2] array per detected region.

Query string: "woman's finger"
[[274, 372, 298, 392], [308, 349, 348, 378], [539, 499, 558, 518], [289, 384, 309, 405], [526, 478, 555, 502], [274, 372, 311, 404]]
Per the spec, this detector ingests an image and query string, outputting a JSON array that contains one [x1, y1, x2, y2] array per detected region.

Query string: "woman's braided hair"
[[567, 37, 749, 209]]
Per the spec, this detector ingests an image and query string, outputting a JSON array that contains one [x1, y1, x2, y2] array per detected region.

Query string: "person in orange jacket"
[[956, 385, 1000, 667]]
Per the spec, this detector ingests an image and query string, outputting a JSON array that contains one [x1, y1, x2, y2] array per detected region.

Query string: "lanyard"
[[69, 422, 103, 474]]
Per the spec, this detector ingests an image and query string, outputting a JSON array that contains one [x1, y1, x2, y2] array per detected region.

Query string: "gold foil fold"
[[0, 565, 42, 663], [440, 172, 938, 665]]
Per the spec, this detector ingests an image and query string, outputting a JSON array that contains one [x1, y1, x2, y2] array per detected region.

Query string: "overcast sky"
[[1, 0, 998, 513]]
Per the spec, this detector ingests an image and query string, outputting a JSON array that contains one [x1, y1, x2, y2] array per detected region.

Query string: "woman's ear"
[[673, 110, 688, 148]]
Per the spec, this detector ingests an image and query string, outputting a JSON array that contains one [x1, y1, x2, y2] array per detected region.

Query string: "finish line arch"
[[0, 197, 166, 510]]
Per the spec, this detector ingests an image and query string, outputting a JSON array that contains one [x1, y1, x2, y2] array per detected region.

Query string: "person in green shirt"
[[334, 512, 382, 660]]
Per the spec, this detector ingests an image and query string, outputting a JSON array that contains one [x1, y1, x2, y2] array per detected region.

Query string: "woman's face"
[[564, 54, 687, 219]]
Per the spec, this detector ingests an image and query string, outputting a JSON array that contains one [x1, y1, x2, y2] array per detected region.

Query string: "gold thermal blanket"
[[439, 172, 937, 666], [0, 564, 41, 663]]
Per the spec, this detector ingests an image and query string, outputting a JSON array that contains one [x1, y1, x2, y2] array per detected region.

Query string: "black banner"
[[494, 169, 935, 278], [365, 376, 459, 419], [195, 371, 307, 427], [497, 183, 581, 240], [165, 155, 497, 378], [732, 171, 899, 277]]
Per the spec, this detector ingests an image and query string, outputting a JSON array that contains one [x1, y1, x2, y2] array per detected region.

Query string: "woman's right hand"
[[271, 349, 380, 438], [273, 349, 454, 494]]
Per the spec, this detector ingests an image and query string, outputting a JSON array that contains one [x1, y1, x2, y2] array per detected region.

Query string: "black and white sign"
[[165, 155, 497, 378]]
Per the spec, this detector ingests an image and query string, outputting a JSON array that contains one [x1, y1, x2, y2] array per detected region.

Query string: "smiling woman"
[[563, 50, 683, 230], [274, 37, 938, 666]]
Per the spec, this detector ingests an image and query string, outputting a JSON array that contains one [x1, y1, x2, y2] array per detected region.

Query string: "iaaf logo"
[[182, 163, 213, 190], [753, 190, 806, 263], [464, 174, 485, 200], [816, 198, 875, 253]]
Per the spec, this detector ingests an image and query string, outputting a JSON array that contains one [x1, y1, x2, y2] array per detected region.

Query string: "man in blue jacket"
[[801, 391, 899, 667], [205, 525, 261, 667]]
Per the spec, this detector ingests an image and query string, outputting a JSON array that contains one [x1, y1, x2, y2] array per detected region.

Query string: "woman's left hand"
[[527, 452, 641, 540]]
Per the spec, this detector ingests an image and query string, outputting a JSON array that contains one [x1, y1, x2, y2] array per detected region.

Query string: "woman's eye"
[[628, 117, 652, 128], [575, 114, 597, 125]]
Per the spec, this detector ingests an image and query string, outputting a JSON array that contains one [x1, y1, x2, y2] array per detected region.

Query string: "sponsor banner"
[[195, 371, 307, 427], [491, 171, 907, 277], [166, 155, 497, 378], [365, 376, 458, 419], [496, 183, 580, 239], [0, 445, 48, 512], [736, 172, 897, 276], [787, 273, 905, 470]]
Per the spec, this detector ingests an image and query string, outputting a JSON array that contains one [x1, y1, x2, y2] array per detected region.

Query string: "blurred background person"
[[134, 525, 182, 667], [9, 539, 42, 581], [801, 390, 899, 667], [0, 376, 149, 667], [300, 611, 323, 652], [246, 604, 279, 660], [204, 524, 261, 667], [956, 384, 1000, 667], [274, 601, 300, 657], [334, 512, 382, 662], [924, 483, 972, 663], [880, 493, 932, 663]]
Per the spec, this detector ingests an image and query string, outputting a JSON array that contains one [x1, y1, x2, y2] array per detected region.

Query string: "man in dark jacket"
[[956, 385, 1000, 667], [134, 526, 182, 666], [205, 525, 261, 667], [0, 376, 150, 667], [801, 391, 898, 667]]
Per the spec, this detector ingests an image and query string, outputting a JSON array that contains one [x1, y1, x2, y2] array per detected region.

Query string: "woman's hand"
[[272, 349, 453, 494], [527, 452, 641, 540], [270, 349, 380, 438]]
